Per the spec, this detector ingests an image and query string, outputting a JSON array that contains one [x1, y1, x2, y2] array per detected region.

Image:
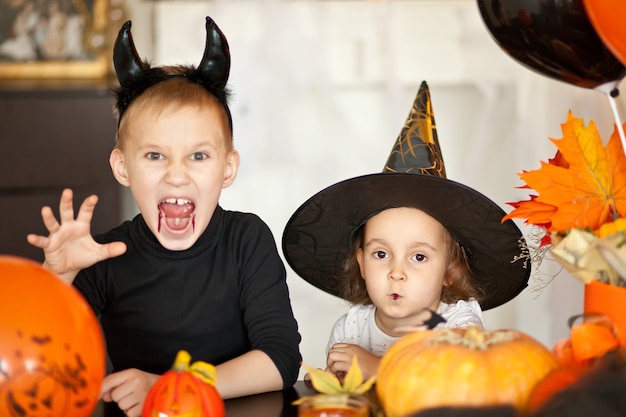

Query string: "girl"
[[326, 205, 485, 378], [282, 82, 530, 381]]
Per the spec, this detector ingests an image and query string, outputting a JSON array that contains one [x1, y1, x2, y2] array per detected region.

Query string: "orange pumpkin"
[[0, 255, 106, 417], [376, 327, 559, 417], [142, 350, 225, 417]]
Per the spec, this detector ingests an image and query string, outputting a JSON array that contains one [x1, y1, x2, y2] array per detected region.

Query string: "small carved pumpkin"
[[0, 256, 106, 417], [376, 327, 559, 417], [142, 350, 224, 417]]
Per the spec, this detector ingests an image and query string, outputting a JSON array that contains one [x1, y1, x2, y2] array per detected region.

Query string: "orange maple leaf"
[[503, 111, 626, 233]]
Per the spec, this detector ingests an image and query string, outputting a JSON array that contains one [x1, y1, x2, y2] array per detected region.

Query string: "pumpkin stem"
[[172, 350, 192, 372], [189, 361, 219, 386], [430, 327, 519, 350], [169, 350, 219, 386], [464, 326, 487, 346]]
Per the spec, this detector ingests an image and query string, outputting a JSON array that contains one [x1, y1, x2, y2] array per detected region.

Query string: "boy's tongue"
[[159, 201, 194, 231]]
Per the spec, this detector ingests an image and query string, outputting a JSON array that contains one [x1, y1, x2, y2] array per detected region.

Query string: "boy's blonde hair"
[[115, 67, 233, 151]]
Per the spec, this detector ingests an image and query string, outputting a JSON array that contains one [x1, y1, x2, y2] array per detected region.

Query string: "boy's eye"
[[146, 152, 164, 160], [373, 250, 388, 259], [190, 152, 208, 161]]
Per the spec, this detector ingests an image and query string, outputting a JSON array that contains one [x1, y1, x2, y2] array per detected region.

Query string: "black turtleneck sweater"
[[73, 206, 301, 416]]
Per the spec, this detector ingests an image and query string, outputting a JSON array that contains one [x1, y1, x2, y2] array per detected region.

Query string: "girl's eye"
[[413, 254, 427, 262], [146, 152, 163, 160], [190, 152, 208, 161], [373, 250, 388, 259]]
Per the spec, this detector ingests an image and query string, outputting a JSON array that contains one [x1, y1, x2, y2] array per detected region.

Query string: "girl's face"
[[109, 103, 239, 251], [357, 207, 449, 336]]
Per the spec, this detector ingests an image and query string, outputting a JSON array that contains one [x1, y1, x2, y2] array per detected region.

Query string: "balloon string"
[[608, 88, 626, 156]]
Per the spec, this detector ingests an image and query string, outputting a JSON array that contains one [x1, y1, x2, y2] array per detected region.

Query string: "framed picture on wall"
[[0, 0, 124, 79]]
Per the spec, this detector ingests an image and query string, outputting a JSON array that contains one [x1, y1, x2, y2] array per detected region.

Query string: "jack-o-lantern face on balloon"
[[5, 366, 75, 416], [0, 256, 106, 417]]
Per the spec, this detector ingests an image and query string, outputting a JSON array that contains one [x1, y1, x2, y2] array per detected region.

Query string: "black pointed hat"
[[282, 81, 529, 310]]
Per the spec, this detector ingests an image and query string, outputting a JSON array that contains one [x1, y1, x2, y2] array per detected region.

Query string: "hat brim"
[[282, 173, 530, 310]]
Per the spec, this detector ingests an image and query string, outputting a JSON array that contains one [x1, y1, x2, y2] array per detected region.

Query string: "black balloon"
[[477, 0, 626, 90]]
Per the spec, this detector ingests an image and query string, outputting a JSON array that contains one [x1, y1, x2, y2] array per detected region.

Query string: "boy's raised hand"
[[27, 188, 127, 283]]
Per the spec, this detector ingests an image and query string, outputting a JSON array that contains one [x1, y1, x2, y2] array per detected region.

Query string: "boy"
[[27, 17, 301, 417]]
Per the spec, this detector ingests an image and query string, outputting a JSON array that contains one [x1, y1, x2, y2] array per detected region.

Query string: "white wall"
[[121, 0, 625, 378]]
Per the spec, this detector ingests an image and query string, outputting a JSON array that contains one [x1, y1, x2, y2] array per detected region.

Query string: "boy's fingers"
[[76, 195, 99, 223], [41, 206, 60, 233], [26, 233, 46, 249], [105, 242, 127, 260], [58, 189, 76, 223], [99, 371, 126, 398]]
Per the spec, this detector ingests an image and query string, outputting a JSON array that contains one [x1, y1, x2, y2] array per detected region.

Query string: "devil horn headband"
[[113, 20, 147, 86], [197, 17, 231, 89], [113, 16, 232, 129]]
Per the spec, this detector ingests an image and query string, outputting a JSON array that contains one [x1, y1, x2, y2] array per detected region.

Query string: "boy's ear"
[[109, 148, 130, 187], [222, 149, 241, 188]]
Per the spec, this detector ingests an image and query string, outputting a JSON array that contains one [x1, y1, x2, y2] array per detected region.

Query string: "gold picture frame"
[[0, 0, 124, 79]]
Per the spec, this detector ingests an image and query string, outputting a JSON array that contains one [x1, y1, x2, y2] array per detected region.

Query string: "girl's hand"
[[326, 343, 380, 382], [100, 368, 160, 417], [26, 188, 126, 283]]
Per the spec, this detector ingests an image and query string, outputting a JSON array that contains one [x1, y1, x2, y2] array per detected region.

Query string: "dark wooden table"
[[224, 381, 316, 417], [91, 381, 318, 417], [92, 381, 382, 416], [225, 381, 384, 417]]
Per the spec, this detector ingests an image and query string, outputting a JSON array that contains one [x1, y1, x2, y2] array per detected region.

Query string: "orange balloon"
[[0, 256, 105, 416], [584, 0, 626, 67]]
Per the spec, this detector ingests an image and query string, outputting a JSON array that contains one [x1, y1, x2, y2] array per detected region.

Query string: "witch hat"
[[282, 81, 529, 310]]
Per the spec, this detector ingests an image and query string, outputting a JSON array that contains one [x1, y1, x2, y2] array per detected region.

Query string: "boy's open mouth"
[[158, 198, 195, 232]]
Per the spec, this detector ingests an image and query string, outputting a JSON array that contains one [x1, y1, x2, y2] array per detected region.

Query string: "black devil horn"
[[113, 20, 149, 87], [197, 16, 230, 88]]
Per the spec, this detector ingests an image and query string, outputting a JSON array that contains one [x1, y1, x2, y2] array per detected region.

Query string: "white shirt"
[[326, 300, 485, 356]]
